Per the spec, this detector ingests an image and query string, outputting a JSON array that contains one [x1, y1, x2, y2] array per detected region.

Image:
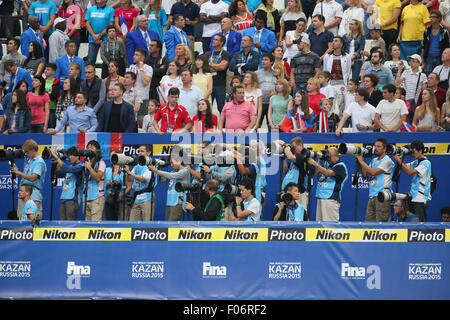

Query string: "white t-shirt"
[[344, 102, 376, 132], [312, 0, 344, 36], [320, 84, 335, 99], [406, 161, 429, 203], [160, 75, 183, 99], [127, 64, 153, 101], [243, 198, 261, 221], [375, 99, 409, 132], [142, 114, 157, 133], [244, 88, 263, 114], [200, 0, 229, 37]]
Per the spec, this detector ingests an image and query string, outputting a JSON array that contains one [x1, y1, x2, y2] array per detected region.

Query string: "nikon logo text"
[[203, 262, 227, 278]]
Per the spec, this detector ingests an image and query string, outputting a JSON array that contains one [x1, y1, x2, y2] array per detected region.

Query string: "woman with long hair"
[[58, 0, 82, 54], [104, 61, 125, 100], [338, 0, 364, 37], [384, 43, 410, 79], [363, 74, 383, 107], [283, 17, 306, 63], [280, 90, 314, 132], [440, 89, 450, 131], [279, 0, 306, 45], [412, 88, 441, 131], [272, 62, 288, 81], [191, 99, 218, 133], [306, 77, 326, 119], [175, 44, 194, 73], [23, 41, 45, 77], [243, 71, 263, 130], [144, 0, 167, 42], [55, 77, 78, 125], [159, 60, 183, 104], [255, 0, 280, 36], [2, 89, 31, 134], [193, 54, 213, 102], [114, 0, 139, 38], [230, 0, 254, 33], [268, 79, 293, 131], [26, 75, 50, 133], [271, 45, 290, 76], [343, 19, 366, 80]]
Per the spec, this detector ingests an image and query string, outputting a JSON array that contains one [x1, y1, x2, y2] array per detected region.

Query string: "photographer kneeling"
[[273, 183, 307, 222], [184, 179, 225, 221], [393, 199, 419, 222]]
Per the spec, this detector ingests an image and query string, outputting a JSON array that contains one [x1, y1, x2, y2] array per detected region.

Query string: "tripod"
[[49, 160, 58, 220], [352, 159, 361, 221]]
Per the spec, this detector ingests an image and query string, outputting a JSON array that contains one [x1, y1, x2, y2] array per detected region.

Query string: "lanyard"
[[166, 106, 178, 132], [210, 50, 223, 64], [107, 41, 116, 58], [241, 52, 250, 64]]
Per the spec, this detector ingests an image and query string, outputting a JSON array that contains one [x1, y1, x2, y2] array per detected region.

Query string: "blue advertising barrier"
[[0, 221, 449, 300], [0, 132, 449, 222]]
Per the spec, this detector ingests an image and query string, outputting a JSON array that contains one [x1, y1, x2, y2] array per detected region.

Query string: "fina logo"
[[66, 261, 91, 290], [341, 263, 381, 290], [202, 262, 227, 279]]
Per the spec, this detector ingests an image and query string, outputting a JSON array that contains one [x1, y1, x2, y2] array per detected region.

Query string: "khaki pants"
[[84, 196, 105, 221], [188, 35, 196, 57], [166, 204, 183, 221], [17, 199, 42, 220], [365, 197, 391, 222], [298, 192, 309, 214], [129, 200, 152, 221], [316, 198, 340, 222]]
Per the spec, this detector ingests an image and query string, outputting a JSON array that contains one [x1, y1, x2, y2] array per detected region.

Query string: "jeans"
[[70, 35, 81, 57], [425, 56, 441, 75], [202, 37, 212, 55], [258, 103, 270, 129], [212, 85, 226, 114], [30, 123, 44, 133], [87, 43, 101, 66], [352, 60, 363, 81]]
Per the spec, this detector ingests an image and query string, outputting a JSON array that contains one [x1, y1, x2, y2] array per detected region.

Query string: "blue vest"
[[104, 167, 124, 201], [315, 161, 348, 202], [132, 165, 152, 203], [21, 199, 37, 221], [368, 155, 395, 197], [282, 160, 308, 191], [275, 202, 306, 221], [60, 162, 84, 204], [210, 165, 236, 191], [21, 156, 46, 202], [166, 168, 190, 207], [84, 161, 105, 201], [253, 157, 267, 204], [244, 197, 261, 221], [410, 158, 432, 201]]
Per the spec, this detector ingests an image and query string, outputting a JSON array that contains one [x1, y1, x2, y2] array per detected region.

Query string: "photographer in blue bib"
[[356, 138, 395, 222], [392, 140, 433, 222], [11, 139, 46, 220], [104, 149, 126, 221], [229, 177, 262, 222], [273, 182, 307, 222], [307, 147, 348, 222]]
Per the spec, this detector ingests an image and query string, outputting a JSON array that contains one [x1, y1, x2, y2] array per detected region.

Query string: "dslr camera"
[[105, 180, 122, 206], [0, 149, 25, 162], [338, 143, 373, 157], [276, 191, 293, 204], [386, 144, 413, 157], [138, 155, 170, 167], [175, 181, 202, 193], [377, 190, 411, 202], [42, 147, 68, 160], [111, 153, 139, 166], [74, 148, 101, 161], [300, 148, 330, 161], [270, 141, 295, 158]]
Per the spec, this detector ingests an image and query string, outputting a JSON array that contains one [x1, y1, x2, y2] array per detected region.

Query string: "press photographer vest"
[[282, 159, 308, 193], [410, 158, 432, 202], [60, 162, 84, 204], [104, 167, 124, 201], [166, 168, 190, 207], [275, 202, 305, 221], [368, 155, 395, 198], [315, 161, 348, 202], [85, 161, 105, 201], [210, 165, 236, 191], [253, 158, 267, 204], [22, 156, 46, 202], [132, 165, 152, 203]]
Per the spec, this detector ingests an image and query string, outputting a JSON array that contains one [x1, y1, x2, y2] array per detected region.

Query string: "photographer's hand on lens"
[[201, 165, 211, 173], [393, 155, 402, 164], [235, 196, 242, 205], [184, 202, 195, 211]]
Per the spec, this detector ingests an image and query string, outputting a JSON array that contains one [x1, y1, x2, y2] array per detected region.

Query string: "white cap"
[[300, 34, 310, 45], [53, 17, 66, 28]]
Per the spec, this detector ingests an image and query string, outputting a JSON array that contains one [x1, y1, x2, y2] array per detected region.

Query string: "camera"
[[74, 148, 101, 160], [386, 144, 413, 157], [270, 142, 294, 157], [377, 190, 411, 202], [111, 153, 139, 166], [300, 148, 330, 161], [338, 143, 373, 157], [224, 183, 241, 196], [42, 147, 67, 160], [0, 149, 25, 161], [276, 191, 293, 204], [175, 181, 202, 193], [138, 155, 170, 167], [105, 180, 122, 206]]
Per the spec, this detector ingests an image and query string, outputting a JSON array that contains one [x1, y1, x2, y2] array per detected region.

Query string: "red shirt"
[[154, 104, 192, 133], [192, 114, 218, 132], [114, 7, 139, 37], [308, 93, 326, 118], [58, 5, 83, 37]]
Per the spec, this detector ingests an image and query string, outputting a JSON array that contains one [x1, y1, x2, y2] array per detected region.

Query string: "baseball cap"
[[53, 17, 66, 28], [407, 54, 422, 64]]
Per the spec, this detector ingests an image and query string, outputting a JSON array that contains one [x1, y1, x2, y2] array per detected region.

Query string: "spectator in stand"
[[422, 10, 450, 75], [289, 34, 321, 92], [308, 14, 334, 61], [142, 99, 158, 133], [125, 15, 160, 67], [209, 17, 242, 61], [268, 79, 293, 131], [100, 26, 127, 78], [306, 77, 326, 119], [23, 42, 46, 77], [218, 85, 257, 133], [336, 87, 376, 134], [229, 0, 254, 33], [338, 0, 364, 37], [229, 36, 260, 76], [360, 46, 383, 80], [170, 0, 200, 56], [279, 0, 306, 45], [384, 43, 410, 79], [20, 16, 46, 59], [272, 46, 291, 77], [412, 88, 441, 131], [395, 54, 427, 108], [225, 75, 243, 103], [283, 17, 307, 64], [363, 74, 383, 107], [312, 0, 343, 36], [58, 0, 82, 55], [441, 89, 450, 131], [373, 0, 401, 49], [80, 65, 106, 115], [433, 48, 450, 91], [367, 26, 386, 54], [199, 0, 229, 54], [2, 89, 32, 134], [314, 98, 340, 132], [85, 0, 115, 66], [243, 71, 263, 129], [256, 53, 277, 129], [114, 0, 139, 38], [5, 60, 33, 93], [43, 63, 60, 129], [104, 61, 125, 100], [175, 44, 195, 73], [365, 50, 395, 88], [28, 0, 58, 58], [398, 0, 431, 60], [122, 71, 143, 122], [153, 87, 193, 134], [144, 0, 168, 44], [440, 0, 450, 31], [192, 99, 218, 133], [49, 18, 70, 64], [164, 14, 190, 61], [179, 69, 204, 118], [374, 84, 409, 132], [395, 87, 412, 126], [68, 63, 83, 91], [254, 0, 280, 37], [159, 60, 183, 104], [416, 72, 447, 111], [26, 76, 50, 133], [242, 10, 277, 67], [55, 77, 77, 126], [343, 19, 365, 81], [0, 38, 26, 92], [145, 39, 169, 102], [272, 62, 289, 84], [193, 54, 213, 102], [54, 40, 86, 86], [279, 90, 314, 132]]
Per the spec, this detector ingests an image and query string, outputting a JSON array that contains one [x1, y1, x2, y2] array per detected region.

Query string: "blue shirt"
[[429, 31, 441, 57], [21, 200, 38, 221], [85, 5, 115, 43], [178, 85, 204, 119], [21, 156, 46, 202], [308, 29, 334, 58], [170, 2, 199, 36], [143, 8, 167, 42], [54, 105, 98, 133], [29, 0, 58, 35], [365, 66, 395, 88]]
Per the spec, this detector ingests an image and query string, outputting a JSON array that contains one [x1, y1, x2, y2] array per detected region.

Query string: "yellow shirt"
[[374, 0, 402, 30], [401, 3, 431, 41]]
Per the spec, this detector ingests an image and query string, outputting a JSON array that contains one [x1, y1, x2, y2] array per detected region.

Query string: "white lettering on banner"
[[0, 261, 31, 278], [203, 262, 227, 278], [34, 8, 49, 14], [408, 263, 442, 280], [66, 261, 91, 290], [268, 262, 302, 279], [341, 263, 381, 290], [91, 12, 106, 18], [131, 262, 164, 279]]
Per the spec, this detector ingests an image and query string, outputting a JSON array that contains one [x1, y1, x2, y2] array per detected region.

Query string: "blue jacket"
[[164, 27, 191, 61], [2, 104, 31, 133], [229, 49, 260, 75], [241, 27, 277, 67], [8, 67, 33, 93], [209, 30, 242, 59], [97, 99, 137, 133], [125, 28, 160, 66], [54, 54, 86, 85], [343, 33, 365, 60], [20, 28, 46, 58]]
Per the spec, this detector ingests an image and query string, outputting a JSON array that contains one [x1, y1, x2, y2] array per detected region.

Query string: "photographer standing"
[[356, 138, 395, 222], [229, 178, 261, 222], [393, 140, 433, 222], [104, 150, 125, 221], [83, 140, 106, 221], [184, 179, 225, 221], [307, 147, 348, 222], [273, 182, 307, 222], [51, 147, 84, 220], [123, 145, 154, 221], [12, 139, 46, 220]]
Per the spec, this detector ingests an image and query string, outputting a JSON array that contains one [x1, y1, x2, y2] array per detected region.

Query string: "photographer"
[[149, 157, 190, 221], [104, 150, 125, 221], [83, 140, 105, 221], [123, 144, 154, 221], [184, 179, 225, 221], [273, 183, 307, 222], [229, 178, 261, 221], [12, 139, 46, 219], [356, 138, 395, 222], [51, 146, 84, 221], [393, 140, 432, 222], [393, 199, 419, 222], [18, 185, 38, 221], [307, 147, 348, 222]]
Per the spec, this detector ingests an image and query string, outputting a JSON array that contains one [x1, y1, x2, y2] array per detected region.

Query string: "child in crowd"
[[342, 78, 359, 128], [43, 63, 60, 129], [314, 98, 340, 133], [68, 62, 82, 90], [280, 90, 314, 133], [226, 75, 243, 103], [142, 99, 159, 133], [395, 87, 412, 130], [318, 71, 335, 105]]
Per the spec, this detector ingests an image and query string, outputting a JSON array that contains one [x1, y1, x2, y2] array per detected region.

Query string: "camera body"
[[0, 149, 25, 162], [276, 191, 293, 204], [111, 153, 139, 167], [386, 144, 413, 157], [338, 143, 373, 157], [106, 180, 122, 206], [271, 142, 295, 158], [300, 148, 330, 161], [138, 155, 170, 168], [42, 147, 68, 160], [377, 190, 411, 202], [74, 148, 101, 161], [175, 181, 202, 193]]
